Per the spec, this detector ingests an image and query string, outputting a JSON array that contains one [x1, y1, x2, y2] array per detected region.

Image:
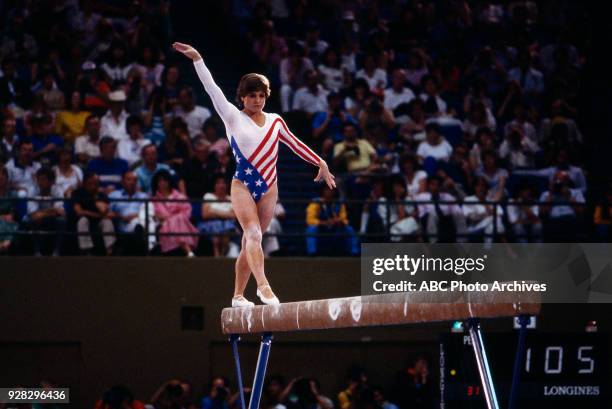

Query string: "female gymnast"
[[173, 42, 336, 307]]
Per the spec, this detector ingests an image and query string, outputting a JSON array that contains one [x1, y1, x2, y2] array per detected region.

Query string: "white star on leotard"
[[244, 182, 249, 187], [255, 179, 263, 187], [245, 167, 253, 175], [235, 156, 241, 163], [232, 149, 236, 156], [252, 192, 258, 198]]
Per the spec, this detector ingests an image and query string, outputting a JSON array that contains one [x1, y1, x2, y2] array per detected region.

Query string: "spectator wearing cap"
[[74, 114, 102, 167], [5, 139, 40, 196], [416, 123, 453, 174], [117, 115, 149, 167], [134, 144, 176, 194], [291, 69, 329, 115], [72, 172, 116, 255], [280, 44, 314, 112], [356, 54, 388, 92], [312, 92, 356, 145], [0, 117, 19, 164], [100, 90, 130, 140], [171, 86, 211, 139], [55, 91, 91, 145], [29, 114, 64, 167], [419, 75, 447, 117], [86, 136, 129, 193], [24, 167, 66, 256], [384, 68, 415, 113]]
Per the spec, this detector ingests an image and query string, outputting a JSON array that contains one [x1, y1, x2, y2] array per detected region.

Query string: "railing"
[[0, 195, 592, 255]]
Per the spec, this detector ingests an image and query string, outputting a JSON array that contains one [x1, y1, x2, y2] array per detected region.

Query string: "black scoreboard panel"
[[439, 333, 610, 409]]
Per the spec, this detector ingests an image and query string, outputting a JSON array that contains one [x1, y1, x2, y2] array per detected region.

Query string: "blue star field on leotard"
[[231, 136, 269, 202]]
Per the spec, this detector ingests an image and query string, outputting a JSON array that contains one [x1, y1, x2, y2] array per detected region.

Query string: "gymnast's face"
[[242, 91, 267, 114]]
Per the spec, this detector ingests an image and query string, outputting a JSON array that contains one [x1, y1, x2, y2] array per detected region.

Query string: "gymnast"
[[173, 42, 336, 307]]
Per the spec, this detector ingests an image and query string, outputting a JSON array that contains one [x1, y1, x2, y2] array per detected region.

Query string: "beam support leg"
[[508, 315, 529, 409], [229, 334, 247, 409], [248, 332, 273, 409], [467, 319, 500, 409]]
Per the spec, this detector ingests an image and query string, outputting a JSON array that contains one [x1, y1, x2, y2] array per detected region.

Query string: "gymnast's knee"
[[244, 224, 262, 245]]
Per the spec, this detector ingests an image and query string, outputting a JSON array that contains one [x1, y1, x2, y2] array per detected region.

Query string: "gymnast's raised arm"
[[172, 42, 239, 125]]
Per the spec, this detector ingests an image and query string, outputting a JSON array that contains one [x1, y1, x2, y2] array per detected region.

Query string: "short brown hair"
[[236, 73, 271, 105]]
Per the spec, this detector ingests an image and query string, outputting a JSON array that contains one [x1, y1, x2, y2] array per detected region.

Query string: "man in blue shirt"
[[29, 114, 63, 166], [134, 143, 176, 194], [87, 136, 129, 193], [109, 171, 149, 255], [311, 92, 357, 144]]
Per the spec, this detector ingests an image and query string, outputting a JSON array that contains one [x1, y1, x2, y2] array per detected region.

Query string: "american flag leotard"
[[193, 59, 322, 202]]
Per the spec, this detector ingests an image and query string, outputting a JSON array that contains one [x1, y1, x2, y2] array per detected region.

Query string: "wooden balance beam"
[[221, 286, 541, 409]]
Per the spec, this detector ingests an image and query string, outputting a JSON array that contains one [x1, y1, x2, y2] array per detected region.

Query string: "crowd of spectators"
[[0, 0, 607, 257]]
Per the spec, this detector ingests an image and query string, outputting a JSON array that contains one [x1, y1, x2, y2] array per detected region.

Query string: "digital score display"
[[440, 332, 610, 408]]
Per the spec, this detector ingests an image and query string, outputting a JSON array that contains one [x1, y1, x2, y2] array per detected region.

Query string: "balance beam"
[[220, 288, 541, 335]]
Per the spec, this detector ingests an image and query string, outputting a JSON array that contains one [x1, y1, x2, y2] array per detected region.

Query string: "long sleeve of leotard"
[[193, 58, 239, 126], [277, 116, 322, 167]]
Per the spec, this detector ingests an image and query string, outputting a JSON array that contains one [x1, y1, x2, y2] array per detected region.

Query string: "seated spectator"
[[159, 117, 192, 170], [117, 115, 149, 167], [0, 165, 18, 253], [253, 19, 288, 73], [384, 68, 415, 113], [29, 113, 64, 167], [312, 92, 356, 146], [462, 100, 497, 139], [415, 176, 466, 243], [100, 41, 134, 87], [474, 150, 508, 201], [280, 44, 314, 113], [521, 149, 587, 194], [507, 52, 544, 97], [125, 68, 148, 115], [87, 136, 129, 193], [317, 47, 350, 92], [152, 170, 198, 257], [539, 171, 585, 242], [359, 179, 388, 238], [398, 154, 427, 197], [507, 184, 542, 243], [74, 114, 102, 167], [1, 116, 19, 164], [358, 97, 396, 133], [200, 376, 231, 409], [397, 98, 427, 142], [24, 167, 66, 255], [539, 99, 583, 150], [292, 69, 329, 114], [72, 172, 116, 255], [469, 128, 496, 170], [356, 53, 387, 91], [332, 123, 377, 174], [338, 367, 368, 409], [135, 144, 177, 194], [53, 148, 83, 198], [405, 50, 430, 89], [306, 185, 358, 256], [159, 64, 182, 109], [285, 377, 334, 409], [171, 86, 211, 139], [299, 22, 329, 64], [6, 139, 40, 196], [0, 57, 31, 109], [391, 357, 436, 409], [442, 143, 473, 192], [462, 177, 505, 243], [94, 384, 146, 409], [263, 375, 286, 409], [498, 128, 539, 169], [199, 176, 237, 257], [416, 123, 453, 173], [264, 202, 285, 257], [182, 139, 218, 199], [142, 88, 168, 147], [54, 91, 90, 145], [109, 171, 149, 255], [77, 62, 111, 114], [372, 386, 399, 409], [133, 44, 165, 94], [503, 103, 537, 143], [100, 90, 129, 140], [594, 185, 612, 242], [419, 75, 447, 117], [202, 116, 229, 158]]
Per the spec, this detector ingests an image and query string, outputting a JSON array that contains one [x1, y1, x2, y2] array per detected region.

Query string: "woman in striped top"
[[173, 42, 336, 307]]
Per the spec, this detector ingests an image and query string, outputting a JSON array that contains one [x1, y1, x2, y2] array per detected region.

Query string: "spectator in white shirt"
[[462, 177, 505, 243], [416, 123, 453, 169], [75, 114, 101, 167], [498, 128, 539, 169], [117, 115, 149, 167], [539, 172, 585, 241], [419, 75, 447, 117], [504, 103, 537, 142], [100, 41, 134, 87], [292, 69, 329, 115], [356, 54, 387, 91], [299, 22, 329, 64], [384, 68, 415, 113], [53, 148, 83, 198], [507, 184, 542, 242], [462, 100, 497, 138], [317, 47, 350, 92], [100, 90, 130, 140], [172, 86, 211, 139]]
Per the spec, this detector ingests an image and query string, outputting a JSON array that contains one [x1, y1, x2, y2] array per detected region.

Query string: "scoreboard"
[[440, 332, 610, 408]]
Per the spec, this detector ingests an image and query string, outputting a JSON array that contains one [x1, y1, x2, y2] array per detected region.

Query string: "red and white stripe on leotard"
[[247, 116, 322, 187]]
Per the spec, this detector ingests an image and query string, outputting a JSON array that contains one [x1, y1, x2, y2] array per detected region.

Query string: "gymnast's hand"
[[315, 160, 336, 189], [172, 42, 202, 61]]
